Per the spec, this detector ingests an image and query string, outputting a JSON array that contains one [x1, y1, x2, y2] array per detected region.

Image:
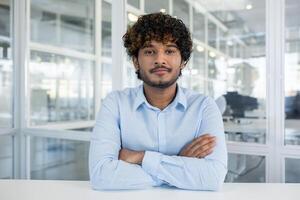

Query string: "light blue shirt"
[[89, 85, 227, 190]]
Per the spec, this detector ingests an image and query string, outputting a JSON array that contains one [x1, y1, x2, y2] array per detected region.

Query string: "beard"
[[136, 66, 182, 89]]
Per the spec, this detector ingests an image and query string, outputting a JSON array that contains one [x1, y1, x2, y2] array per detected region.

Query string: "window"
[[285, 0, 300, 146], [29, 0, 96, 128], [30, 136, 89, 180], [0, 0, 12, 128]]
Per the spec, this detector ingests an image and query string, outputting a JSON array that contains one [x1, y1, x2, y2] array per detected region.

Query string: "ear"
[[132, 56, 139, 70]]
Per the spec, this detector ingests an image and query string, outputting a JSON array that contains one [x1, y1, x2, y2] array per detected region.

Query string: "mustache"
[[150, 65, 172, 73]]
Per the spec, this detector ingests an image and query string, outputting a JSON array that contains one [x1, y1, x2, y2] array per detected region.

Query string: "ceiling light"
[[128, 13, 138, 22], [246, 4, 253, 10], [160, 8, 166, 13], [209, 51, 216, 58], [196, 45, 204, 52]]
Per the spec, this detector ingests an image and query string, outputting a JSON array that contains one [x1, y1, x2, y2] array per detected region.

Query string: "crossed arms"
[[89, 94, 227, 190]]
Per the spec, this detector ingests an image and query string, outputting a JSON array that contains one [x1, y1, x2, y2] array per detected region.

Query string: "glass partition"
[[0, 0, 12, 128], [0, 135, 13, 179], [30, 0, 95, 53], [285, 158, 300, 182], [30, 136, 89, 180], [285, 0, 300, 145], [101, 1, 112, 98], [226, 153, 266, 182]]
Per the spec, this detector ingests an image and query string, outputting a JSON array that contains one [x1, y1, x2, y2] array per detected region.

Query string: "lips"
[[151, 67, 171, 75], [153, 69, 168, 76]]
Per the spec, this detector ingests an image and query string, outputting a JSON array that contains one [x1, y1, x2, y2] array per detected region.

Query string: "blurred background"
[[0, 0, 300, 183]]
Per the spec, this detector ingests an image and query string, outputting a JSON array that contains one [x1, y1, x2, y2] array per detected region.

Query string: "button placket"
[[157, 111, 166, 153]]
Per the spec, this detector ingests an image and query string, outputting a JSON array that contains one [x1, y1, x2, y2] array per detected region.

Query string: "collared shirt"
[[89, 84, 228, 190]]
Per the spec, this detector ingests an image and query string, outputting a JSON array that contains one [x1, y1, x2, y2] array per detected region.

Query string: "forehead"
[[142, 40, 178, 49]]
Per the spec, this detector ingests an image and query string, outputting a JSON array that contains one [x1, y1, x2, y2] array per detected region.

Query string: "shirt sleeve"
[[141, 97, 228, 191], [89, 92, 161, 190]]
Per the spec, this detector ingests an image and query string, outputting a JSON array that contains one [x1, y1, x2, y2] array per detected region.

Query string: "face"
[[133, 40, 185, 89]]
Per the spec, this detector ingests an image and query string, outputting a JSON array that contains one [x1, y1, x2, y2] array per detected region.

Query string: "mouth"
[[151, 67, 171, 76]]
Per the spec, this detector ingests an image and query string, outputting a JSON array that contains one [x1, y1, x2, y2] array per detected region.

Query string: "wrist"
[[137, 151, 145, 164]]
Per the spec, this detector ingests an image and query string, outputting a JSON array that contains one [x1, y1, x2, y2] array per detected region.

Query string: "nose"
[[154, 51, 166, 66]]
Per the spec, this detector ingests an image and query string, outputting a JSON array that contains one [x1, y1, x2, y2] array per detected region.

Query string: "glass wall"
[[285, 0, 300, 146], [30, 137, 89, 180], [0, 0, 13, 180], [124, 1, 267, 146], [145, 0, 169, 14], [1, 0, 299, 183], [0, 0, 12, 127], [195, 0, 267, 145], [30, 0, 96, 128], [226, 153, 266, 182], [0, 135, 13, 179], [285, 158, 300, 183], [101, 1, 112, 98]]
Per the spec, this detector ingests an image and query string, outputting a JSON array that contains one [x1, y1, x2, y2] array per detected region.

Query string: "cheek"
[[170, 58, 182, 68]]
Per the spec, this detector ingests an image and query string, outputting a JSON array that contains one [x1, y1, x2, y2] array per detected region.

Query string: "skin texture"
[[118, 40, 216, 165]]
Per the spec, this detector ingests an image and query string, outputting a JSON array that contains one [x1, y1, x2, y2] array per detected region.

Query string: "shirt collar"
[[133, 84, 187, 111]]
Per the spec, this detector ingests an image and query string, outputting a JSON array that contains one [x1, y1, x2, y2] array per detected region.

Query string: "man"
[[89, 12, 227, 190]]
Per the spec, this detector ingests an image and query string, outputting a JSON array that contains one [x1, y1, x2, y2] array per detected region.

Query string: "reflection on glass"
[[0, 0, 12, 127], [173, 0, 189, 27], [127, 12, 138, 27], [144, 0, 169, 14], [208, 20, 217, 48], [0, 1, 12, 126], [127, 0, 140, 9], [0, 135, 13, 179], [220, 29, 228, 54], [125, 11, 141, 88], [193, 8, 205, 42], [191, 49, 205, 93], [30, 137, 89, 180], [30, 0, 95, 53], [29, 51, 94, 126], [285, 0, 300, 146], [285, 158, 300, 183], [226, 153, 265, 182], [101, 1, 112, 98], [199, 0, 266, 144]]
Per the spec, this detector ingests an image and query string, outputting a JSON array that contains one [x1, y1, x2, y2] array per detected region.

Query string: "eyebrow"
[[141, 44, 179, 49]]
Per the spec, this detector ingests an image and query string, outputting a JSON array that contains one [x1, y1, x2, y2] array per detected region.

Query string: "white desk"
[[0, 180, 300, 200]]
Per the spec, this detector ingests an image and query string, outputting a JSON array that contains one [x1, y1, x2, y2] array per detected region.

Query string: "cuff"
[[142, 151, 162, 176]]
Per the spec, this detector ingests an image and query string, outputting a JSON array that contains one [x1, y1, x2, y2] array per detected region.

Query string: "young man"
[[89, 13, 227, 190]]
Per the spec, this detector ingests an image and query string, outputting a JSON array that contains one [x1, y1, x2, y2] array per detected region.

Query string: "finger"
[[190, 134, 215, 148], [194, 140, 216, 157], [189, 136, 216, 154], [197, 148, 214, 158], [179, 135, 215, 157]]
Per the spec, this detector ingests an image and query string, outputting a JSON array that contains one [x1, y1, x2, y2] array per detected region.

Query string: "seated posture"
[[89, 12, 227, 190]]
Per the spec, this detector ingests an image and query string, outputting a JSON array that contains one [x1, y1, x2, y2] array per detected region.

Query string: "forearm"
[[141, 151, 227, 191], [89, 141, 161, 190]]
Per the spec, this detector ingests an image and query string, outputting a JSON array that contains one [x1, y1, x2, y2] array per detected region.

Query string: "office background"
[[0, 0, 300, 183]]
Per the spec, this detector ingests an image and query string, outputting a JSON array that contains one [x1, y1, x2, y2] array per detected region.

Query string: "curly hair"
[[123, 12, 193, 64]]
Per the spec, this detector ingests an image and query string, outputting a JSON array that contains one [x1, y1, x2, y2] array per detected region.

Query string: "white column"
[[112, 0, 126, 90], [266, 0, 285, 183], [13, 0, 30, 179]]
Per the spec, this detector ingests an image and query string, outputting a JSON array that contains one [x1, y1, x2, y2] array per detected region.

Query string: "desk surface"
[[0, 180, 300, 200]]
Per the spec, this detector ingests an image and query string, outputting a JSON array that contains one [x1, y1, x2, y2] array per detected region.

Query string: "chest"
[[119, 109, 201, 155]]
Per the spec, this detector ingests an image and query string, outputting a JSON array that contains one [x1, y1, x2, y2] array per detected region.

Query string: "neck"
[[143, 83, 177, 110]]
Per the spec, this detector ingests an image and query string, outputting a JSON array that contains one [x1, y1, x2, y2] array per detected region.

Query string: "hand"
[[179, 134, 216, 158], [119, 148, 145, 164]]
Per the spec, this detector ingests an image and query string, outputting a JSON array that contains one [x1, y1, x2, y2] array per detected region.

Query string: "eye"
[[165, 49, 176, 55], [144, 49, 155, 55]]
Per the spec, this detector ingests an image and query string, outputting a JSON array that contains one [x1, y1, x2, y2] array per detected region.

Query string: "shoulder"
[[103, 86, 139, 103], [180, 87, 213, 107]]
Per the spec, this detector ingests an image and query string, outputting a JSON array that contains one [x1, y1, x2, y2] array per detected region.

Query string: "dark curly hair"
[[123, 12, 193, 64]]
